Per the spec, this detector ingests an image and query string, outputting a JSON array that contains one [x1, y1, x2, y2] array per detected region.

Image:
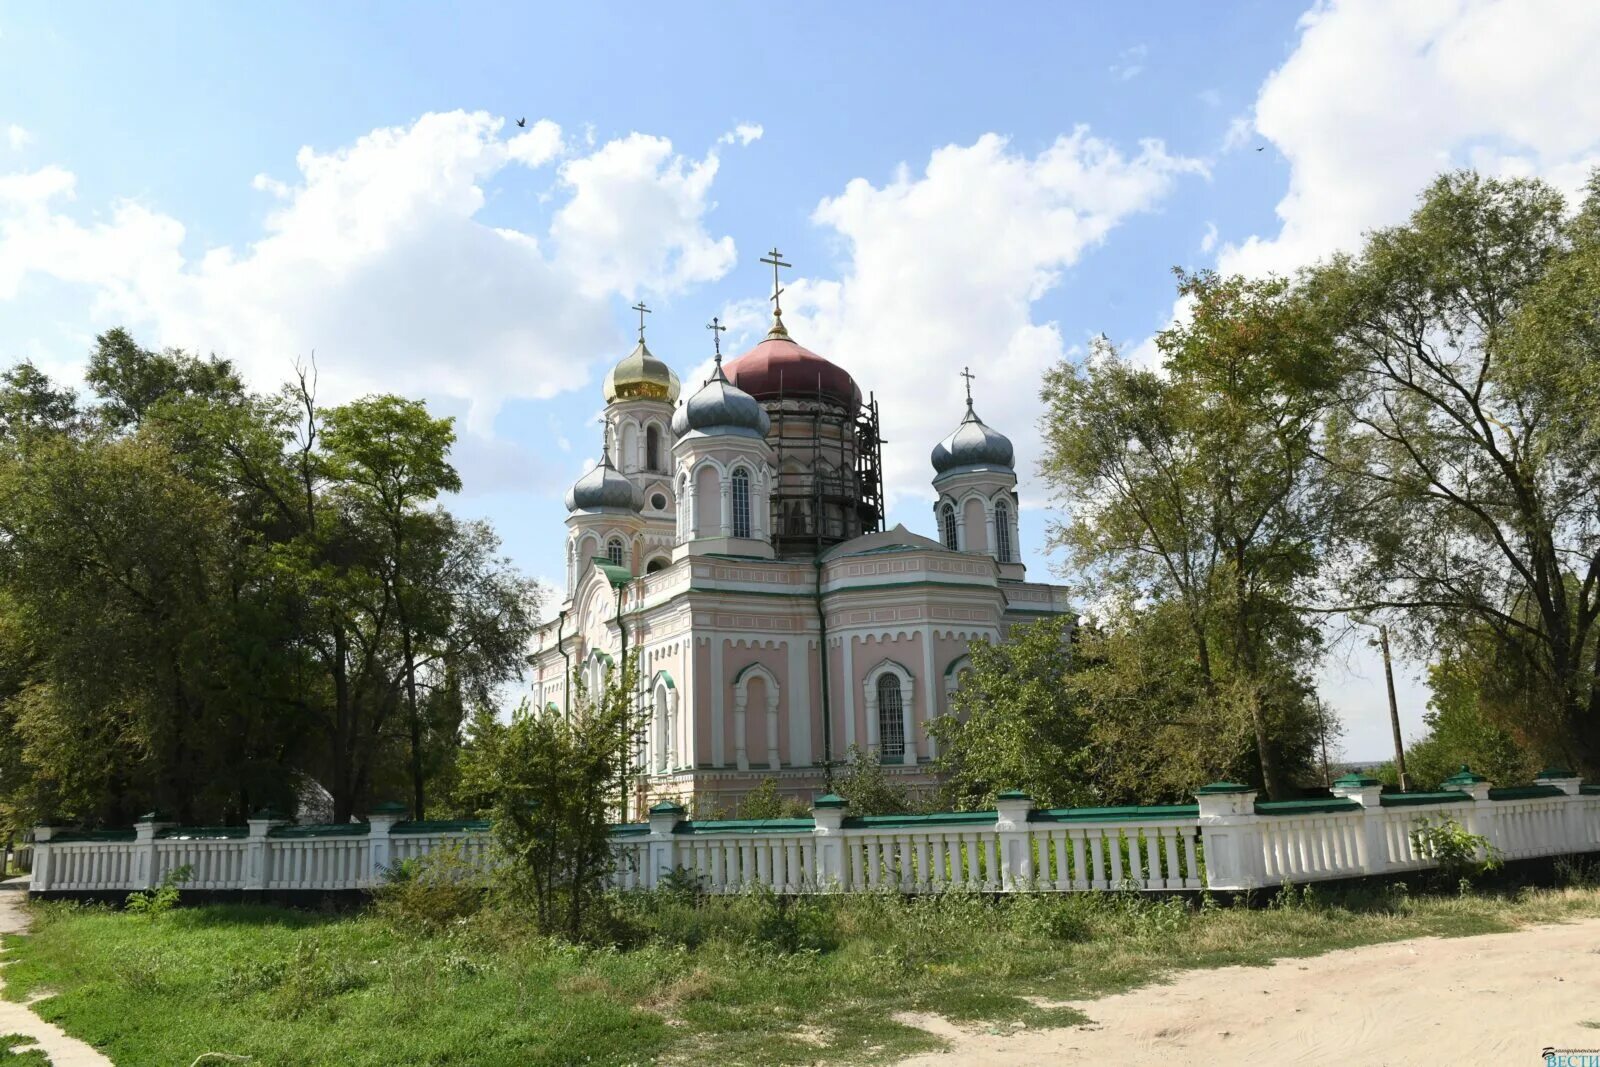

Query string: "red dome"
[[723, 333, 861, 410]]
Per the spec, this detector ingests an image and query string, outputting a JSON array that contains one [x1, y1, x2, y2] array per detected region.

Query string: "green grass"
[[6, 882, 1600, 1067], [0, 1034, 48, 1065]]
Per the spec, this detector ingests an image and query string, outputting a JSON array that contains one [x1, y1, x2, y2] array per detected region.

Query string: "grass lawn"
[[5, 879, 1600, 1066]]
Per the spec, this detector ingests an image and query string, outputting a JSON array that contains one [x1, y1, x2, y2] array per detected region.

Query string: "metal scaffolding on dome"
[[766, 371, 885, 560]]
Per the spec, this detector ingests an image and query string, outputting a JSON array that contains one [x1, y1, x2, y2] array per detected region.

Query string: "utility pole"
[[1379, 625, 1409, 791]]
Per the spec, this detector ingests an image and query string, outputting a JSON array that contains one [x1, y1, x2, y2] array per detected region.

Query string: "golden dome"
[[602, 340, 681, 404]]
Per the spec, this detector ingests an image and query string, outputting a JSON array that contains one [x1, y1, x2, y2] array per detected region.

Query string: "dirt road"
[[896, 918, 1600, 1066]]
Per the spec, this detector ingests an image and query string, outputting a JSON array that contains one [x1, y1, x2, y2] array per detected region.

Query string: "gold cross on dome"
[[631, 301, 651, 342], [960, 366, 976, 406], [759, 246, 791, 315]]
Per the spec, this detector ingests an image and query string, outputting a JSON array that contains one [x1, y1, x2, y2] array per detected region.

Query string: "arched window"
[[606, 537, 625, 568], [940, 502, 958, 550], [646, 425, 662, 471], [646, 557, 667, 574], [876, 675, 906, 761], [731, 467, 751, 539], [995, 501, 1013, 562]]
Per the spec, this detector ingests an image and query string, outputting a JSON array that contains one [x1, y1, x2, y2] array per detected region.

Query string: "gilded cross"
[[631, 301, 651, 342]]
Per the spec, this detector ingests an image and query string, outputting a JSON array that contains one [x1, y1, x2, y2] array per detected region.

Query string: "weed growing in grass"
[[1409, 816, 1501, 889], [373, 844, 485, 932], [126, 864, 192, 917]]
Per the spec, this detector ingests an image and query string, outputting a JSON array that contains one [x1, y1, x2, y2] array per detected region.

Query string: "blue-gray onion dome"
[[931, 404, 1014, 476], [564, 455, 644, 512], [671, 369, 770, 440]]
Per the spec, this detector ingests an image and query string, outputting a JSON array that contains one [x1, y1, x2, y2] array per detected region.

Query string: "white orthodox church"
[[529, 260, 1073, 815]]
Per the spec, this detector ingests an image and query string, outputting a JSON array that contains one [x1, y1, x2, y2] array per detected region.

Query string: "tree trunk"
[[403, 624, 424, 818], [330, 626, 353, 823]]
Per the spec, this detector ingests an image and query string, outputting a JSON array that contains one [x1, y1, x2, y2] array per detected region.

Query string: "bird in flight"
[[1256, 146, 1264, 152], [516, 117, 527, 128]]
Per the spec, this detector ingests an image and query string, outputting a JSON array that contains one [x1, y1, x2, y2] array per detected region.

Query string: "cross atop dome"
[[631, 300, 651, 343], [960, 366, 975, 409], [707, 316, 727, 379], [759, 246, 791, 339]]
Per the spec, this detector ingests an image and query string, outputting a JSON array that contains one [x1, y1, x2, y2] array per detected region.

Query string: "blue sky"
[[4, 1, 1598, 760]]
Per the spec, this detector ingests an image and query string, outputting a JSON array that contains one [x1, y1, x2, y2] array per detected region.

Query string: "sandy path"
[[0, 877, 116, 1066], [896, 918, 1600, 1066]]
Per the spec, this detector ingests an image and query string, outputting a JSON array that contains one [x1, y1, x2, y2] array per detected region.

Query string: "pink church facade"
[[528, 289, 1072, 816]]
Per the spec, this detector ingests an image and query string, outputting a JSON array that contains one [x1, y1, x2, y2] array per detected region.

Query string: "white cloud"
[[551, 131, 734, 300], [4, 124, 30, 151], [1221, 115, 1254, 153], [1109, 44, 1148, 81], [1198, 89, 1223, 109], [1222, 0, 1600, 279], [765, 129, 1204, 509], [0, 110, 738, 442], [1200, 220, 1219, 254], [719, 123, 764, 146]]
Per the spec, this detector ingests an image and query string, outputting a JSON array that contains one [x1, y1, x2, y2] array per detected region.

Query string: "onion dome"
[[671, 362, 770, 440], [602, 339, 681, 404], [564, 450, 643, 513], [931, 401, 1015, 477], [722, 317, 861, 411]]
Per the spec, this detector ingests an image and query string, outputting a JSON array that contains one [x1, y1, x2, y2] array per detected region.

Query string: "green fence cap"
[[368, 801, 408, 816], [812, 793, 848, 809], [1535, 767, 1576, 780], [1195, 781, 1254, 795], [1333, 773, 1382, 788], [995, 789, 1032, 801], [1441, 764, 1488, 786], [648, 800, 686, 815], [135, 810, 174, 823]]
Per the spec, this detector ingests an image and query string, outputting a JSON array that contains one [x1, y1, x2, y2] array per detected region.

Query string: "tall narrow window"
[[731, 467, 751, 538], [877, 675, 905, 761], [646, 425, 662, 471], [606, 537, 625, 568], [940, 502, 958, 550], [995, 501, 1013, 562]]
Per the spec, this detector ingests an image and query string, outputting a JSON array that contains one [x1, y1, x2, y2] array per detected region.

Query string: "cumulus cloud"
[[719, 123, 764, 146], [1222, 0, 1600, 278], [4, 124, 30, 151], [1200, 221, 1219, 254], [0, 111, 739, 441], [756, 129, 1204, 509]]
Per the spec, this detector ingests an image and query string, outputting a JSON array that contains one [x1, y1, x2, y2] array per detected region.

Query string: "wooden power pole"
[[1379, 625, 1410, 791]]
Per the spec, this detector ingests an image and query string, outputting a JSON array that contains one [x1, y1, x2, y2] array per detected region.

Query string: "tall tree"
[[1312, 170, 1600, 773], [1040, 272, 1339, 797], [323, 396, 462, 818]]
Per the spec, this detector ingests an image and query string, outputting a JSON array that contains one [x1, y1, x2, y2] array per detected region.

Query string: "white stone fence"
[[29, 769, 1600, 897]]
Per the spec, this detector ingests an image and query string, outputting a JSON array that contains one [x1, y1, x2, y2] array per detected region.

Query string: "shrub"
[[736, 778, 810, 820], [1409, 815, 1501, 889], [125, 864, 192, 917], [374, 843, 485, 931]]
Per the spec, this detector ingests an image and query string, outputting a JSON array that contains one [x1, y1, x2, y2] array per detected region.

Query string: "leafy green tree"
[[457, 659, 638, 939], [1041, 272, 1339, 797], [324, 395, 462, 818], [931, 616, 1094, 809], [1312, 170, 1600, 773]]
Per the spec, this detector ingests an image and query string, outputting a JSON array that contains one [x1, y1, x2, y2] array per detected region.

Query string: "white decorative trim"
[[732, 662, 781, 771], [862, 658, 917, 765]]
